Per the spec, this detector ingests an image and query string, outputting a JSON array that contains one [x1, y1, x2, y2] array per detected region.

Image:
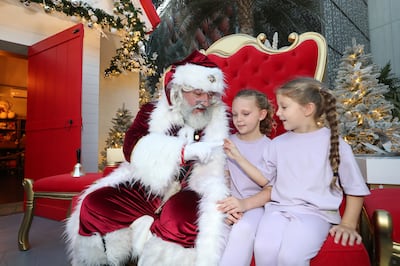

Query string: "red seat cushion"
[[70, 168, 117, 212], [250, 236, 370, 266], [34, 172, 103, 192], [310, 235, 370, 265], [250, 198, 370, 266], [364, 188, 400, 242], [31, 173, 103, 221]]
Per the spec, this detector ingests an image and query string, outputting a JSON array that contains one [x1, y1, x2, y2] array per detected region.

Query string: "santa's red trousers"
[[78, 182, 200, 248]]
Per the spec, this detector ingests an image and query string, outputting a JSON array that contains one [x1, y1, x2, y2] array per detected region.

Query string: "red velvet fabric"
[[34, 172, 102, 192], [250, 235, 370, 266], [79, 182, 161, 236], [78, 182, 200, 247], [123, 102, 154, 162], [310, 236, 370, 265], [364, 188, 400, 242], [35, 199, 74, 221], [208, 41, 318, 138], [150, 190, 200, 248], [110, 100, 203, 246], [70, 166, 120, 212], [33, 172, 103, 221]]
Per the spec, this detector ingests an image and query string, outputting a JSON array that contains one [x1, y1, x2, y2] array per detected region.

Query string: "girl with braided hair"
[[253, 77, 370, 265]]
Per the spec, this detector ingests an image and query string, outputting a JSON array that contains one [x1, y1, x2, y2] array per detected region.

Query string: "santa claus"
[[65, 50, 230, 266]]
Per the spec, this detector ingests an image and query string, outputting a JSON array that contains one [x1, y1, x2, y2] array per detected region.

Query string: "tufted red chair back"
[[205, 32, 327, 137]]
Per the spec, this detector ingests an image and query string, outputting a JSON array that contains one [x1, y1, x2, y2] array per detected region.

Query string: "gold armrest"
[[372, 209, 400, 265]]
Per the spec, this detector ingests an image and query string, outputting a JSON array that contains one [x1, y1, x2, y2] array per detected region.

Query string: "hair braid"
[[320, 89, 341, 190]]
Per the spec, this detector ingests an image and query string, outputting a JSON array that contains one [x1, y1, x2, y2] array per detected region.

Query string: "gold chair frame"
[[361, 207, 400, 265], [18, 178, 78, 251], [204, 32, 327, 82]]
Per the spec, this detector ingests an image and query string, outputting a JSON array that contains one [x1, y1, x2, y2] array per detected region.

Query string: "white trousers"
[[219, 207, 264, 266], [254, 207, 330, 266]]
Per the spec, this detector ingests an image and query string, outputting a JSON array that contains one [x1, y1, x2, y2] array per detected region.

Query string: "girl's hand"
[[218, 196, 246, 213], [223, 138, 242, 161], [329, 223, 362, 246], [225, 212, 244, 225]]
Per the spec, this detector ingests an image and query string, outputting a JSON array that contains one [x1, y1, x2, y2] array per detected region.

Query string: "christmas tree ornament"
[[52, 0, 61, 6], [71, 0, 80, 8], [43, 5, 51, 13], [90, 15, 98, 23]]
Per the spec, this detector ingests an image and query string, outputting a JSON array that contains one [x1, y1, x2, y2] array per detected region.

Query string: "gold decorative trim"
[[18, 178, 34, 251], [205, 32, 327, 82], [394, 242, 400, 259], [18, 178, 79, 251], [34, 192, 78, 199]]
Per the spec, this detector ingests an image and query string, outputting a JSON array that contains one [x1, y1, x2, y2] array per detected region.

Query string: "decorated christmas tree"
[[379, 62, 400, 120], [333, 39, 400, 154], [99, 104, 134, 170], [139, 77, 153, 106]]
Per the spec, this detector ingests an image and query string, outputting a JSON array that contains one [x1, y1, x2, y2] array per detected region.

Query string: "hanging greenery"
[[17, 0, 158, 78]]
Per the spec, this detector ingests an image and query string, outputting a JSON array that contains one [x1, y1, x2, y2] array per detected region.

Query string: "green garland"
[[18, 0, 157, 78]]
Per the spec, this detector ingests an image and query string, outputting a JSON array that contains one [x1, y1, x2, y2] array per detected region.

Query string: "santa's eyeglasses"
[[182, 88, 221, 99]]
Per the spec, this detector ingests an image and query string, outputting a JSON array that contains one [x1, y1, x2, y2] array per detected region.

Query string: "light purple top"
[[265, 127, 370, 224], [227, 134, 271, 199]]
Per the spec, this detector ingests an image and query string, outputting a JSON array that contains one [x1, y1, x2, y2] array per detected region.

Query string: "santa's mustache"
[[192, 102, 208, 110]]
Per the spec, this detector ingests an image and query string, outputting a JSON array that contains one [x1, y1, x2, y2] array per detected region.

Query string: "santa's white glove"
[[178, 126, 195, 144], [184, 141, 223, 164]]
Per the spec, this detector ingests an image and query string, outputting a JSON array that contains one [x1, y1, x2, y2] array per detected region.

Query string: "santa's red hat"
[[163, 50, 225, 105]]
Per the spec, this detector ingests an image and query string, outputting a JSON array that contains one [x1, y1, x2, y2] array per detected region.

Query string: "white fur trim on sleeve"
[[130, 215, 155, 257], [131, 133, 185, 195]]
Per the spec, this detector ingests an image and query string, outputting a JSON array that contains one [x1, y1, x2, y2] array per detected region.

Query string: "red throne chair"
[[204, 32, 370, 266], [357, 156, 400, 265]]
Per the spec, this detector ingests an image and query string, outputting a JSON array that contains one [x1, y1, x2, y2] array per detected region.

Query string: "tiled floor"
[[0, 170, 69, 266], [0, 210, 69, 266]]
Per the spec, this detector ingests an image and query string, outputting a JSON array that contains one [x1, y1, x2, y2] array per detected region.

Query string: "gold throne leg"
[[373, 209, 393, 266], [18, 178, 34, 251]]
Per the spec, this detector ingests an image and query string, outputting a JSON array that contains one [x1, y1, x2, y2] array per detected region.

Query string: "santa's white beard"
[[180, 100, 214, 130]]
